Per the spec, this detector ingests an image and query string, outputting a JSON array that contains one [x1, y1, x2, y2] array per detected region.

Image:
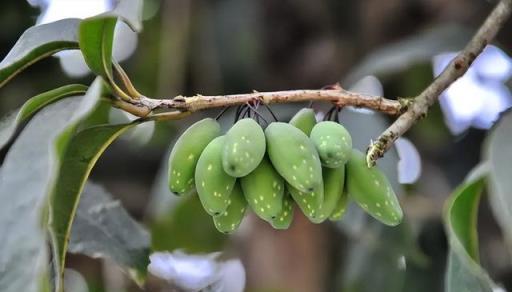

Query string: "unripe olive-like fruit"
[[346, 150, 403, 226], [195, 136, 236, 216], [310, 121, 352, 168], [289, 108, 316, 136], [213, 182, 247, 234], [270, 194, 294, 230], [168, 118, 221, 194], [311, 166, 345, 223], [241, 156, 284, 221], [222, 118, 266, 177], [265, 122, 322, 193], [329, 190, 348, 221], [287, 182, 323, 221]]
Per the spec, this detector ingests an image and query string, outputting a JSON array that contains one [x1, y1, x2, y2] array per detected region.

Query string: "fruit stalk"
[[114, 84, 403, 120]]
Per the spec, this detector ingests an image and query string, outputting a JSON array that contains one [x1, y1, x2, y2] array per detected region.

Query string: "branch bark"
[[365, 0, 512, 167], [113, 86, 404, 119]]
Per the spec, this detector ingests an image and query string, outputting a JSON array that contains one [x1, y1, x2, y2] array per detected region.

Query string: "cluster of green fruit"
[[168, 108, 403, 233]]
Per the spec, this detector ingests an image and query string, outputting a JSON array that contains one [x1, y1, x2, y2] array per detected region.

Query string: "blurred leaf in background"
[[69, 182, 150, 286], [485, 110, 512, 250], [443, 166, 496, 292], [0, 86, 100, 292]]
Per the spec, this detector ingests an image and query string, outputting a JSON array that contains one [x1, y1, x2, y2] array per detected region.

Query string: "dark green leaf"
[[68, 182, 150, 285], [444, 173, 494, 292], [0, 84, 88, 150], [78, 0, 143, 79], [0, 19, 80, 88], [485, 110, 512, 246], [49, 121, 136, 289], [0, 80, 102, 292], [79, 17, 117, 79]]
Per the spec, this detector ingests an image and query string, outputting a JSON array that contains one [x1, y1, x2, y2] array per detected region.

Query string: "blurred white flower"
[[432, 45, 512, 134], [63, 269, 89, 292], [208, 259, 246, 292], [27, 0, 138, 77], [29, 0, 111, 24], [148, 251, 246, 292], [492, 286, 506, 292], [397, 255, 407, 271], [395, 137, 421, 184]]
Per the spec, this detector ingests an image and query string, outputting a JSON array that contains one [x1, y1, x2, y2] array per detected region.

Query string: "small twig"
[[323, 106, 336, 121], [261, 102, 279, 122], [215, 107, 230, 120], [143, 111, 191, 121], [234, 105, 244, 123], [111, 98, 152, 117], [238, 105, 251, 120], [366, 0, 512, 167], [246, 103, 269, 125], [131, 87, 402, 116], [113, 61, 143, 98], [334, 107, 341, 123]]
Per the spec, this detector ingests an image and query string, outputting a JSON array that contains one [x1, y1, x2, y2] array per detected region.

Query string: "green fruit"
[[346, 150, 403, 226], [271, 194, 294, 229], [287, 182, 323, 221], [311, 166, 345, 223], [213, 182, 247, 234], [195, 136, 236, 216], [329, 190, 348, 221], [241, 156, 284, 221], [265, 122, 322, 193], [168, 118, 221, 195], [289, 108, 316, 135], [222, 118, 266, 177], [310, 121, 352, 168]]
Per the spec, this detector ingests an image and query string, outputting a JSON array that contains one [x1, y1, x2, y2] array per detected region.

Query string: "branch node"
[[398, 97, 414, 113]]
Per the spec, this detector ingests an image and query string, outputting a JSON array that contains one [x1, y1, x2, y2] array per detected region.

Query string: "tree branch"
[[113, 86, 404, 119], [366, 0, 512, 167]]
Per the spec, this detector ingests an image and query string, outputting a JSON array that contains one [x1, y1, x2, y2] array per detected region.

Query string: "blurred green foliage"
[[151, 194, 227, 253]]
